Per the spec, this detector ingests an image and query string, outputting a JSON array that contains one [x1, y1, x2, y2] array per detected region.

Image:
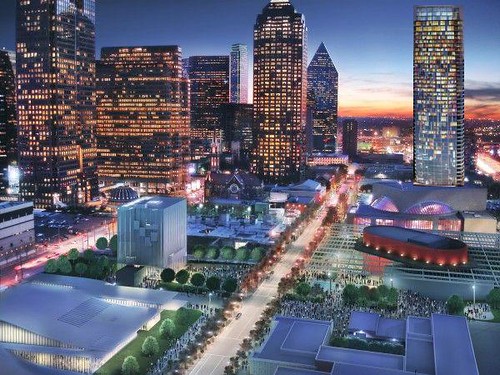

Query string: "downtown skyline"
[[1, 0, 499, 120]]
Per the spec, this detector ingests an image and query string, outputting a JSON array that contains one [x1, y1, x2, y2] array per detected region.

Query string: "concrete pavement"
[[188, 208, 325, 375]]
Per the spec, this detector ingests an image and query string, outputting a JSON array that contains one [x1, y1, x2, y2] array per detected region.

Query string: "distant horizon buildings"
[[413, 6, 465, 187], [230, 43, 249, 104], [96, 46, 190, 196], [16, 0, 98, 208], [307, 42, 338, 154], [252, 0, 308, 184]]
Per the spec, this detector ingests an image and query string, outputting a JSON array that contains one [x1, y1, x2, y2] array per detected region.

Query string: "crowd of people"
[[187, 264, 252, 283], [303, 271, 382, 288], [465, 303, 491, 320]]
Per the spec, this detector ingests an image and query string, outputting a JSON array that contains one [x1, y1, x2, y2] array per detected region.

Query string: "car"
[[235, 312, 242, 319]]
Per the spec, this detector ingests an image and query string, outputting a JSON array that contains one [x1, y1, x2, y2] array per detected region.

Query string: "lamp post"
[[390, 278, 394, 288], [328, 271, 332, 293], [208, 292, 213, 313], [472, 284, 476, 307]]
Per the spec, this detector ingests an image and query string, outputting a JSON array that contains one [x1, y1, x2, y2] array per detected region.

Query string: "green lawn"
[[95, 308, 202, 375]]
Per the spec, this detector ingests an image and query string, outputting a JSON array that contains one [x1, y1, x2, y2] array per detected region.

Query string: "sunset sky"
[[1, 0, 499, 119]]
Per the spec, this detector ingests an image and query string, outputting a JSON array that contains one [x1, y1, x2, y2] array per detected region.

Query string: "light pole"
[[472, 284, 476, 307], [390, 278, 394, 288], [208, 292, 213, 313], [328, 271, 332, 293]]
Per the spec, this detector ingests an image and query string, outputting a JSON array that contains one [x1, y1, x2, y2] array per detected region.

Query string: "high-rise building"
[[220, 103, 254, 167], [230, 44, 249, 104], [252, 0, 308, 184], [0, 50, 17, 196], [342, 119, 358, 159], [16, 0, 98, 208], [307, 43, 338, 153], [96, 46, 190, 196], [413, 6, 465, 186], [187, 55, 229, 158], [464, 126, 477, 174]]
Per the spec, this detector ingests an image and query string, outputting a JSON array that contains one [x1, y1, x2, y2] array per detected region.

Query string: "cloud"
[[465, 81, 500, 101]]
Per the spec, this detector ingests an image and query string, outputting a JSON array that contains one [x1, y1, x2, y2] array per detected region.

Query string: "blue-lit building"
[[230, 44, 248, 104], [117, 197, 187, 270], [413, 6, 465, 186], [307, 43, 338, 153]]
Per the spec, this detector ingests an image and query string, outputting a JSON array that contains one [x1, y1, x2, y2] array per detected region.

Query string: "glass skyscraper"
[[16, 0, 98, 208], [96, 46, 190, 196], [230, 44, 249, 104], [0, 50, 17, 196], [307, 42, 338, 153], [252, 0, 307, 184], [413, 6, 465, 186], [342, 119, 358, 159]]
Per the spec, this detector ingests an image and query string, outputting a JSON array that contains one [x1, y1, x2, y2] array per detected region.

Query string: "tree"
[[96, 237, 108, 250], [206, 247, 220, 259], [57, 256, 72, 274], [193, 247, 206, 259], [83, 249, 95, 262], [67, 248, 79, 261], [368, 287, 380, 301], [159, 318, 176, 339], [121, 356, 140, 375], [235, 247, 249, 261], [175, 269, 190, 285], [250, 247, 264, 262], [447, 295, 465, 315], [222, 277, 238, 294], [342, 284, 359, 305], [487, 288, 500, 309], [387, 288, 399, 305], [295, 282, 312, 297], [45, 259, 58, 274], [142, 336, 159, 357], [190, 273, 206, 288], [378, 284, 390, 298], [109, 234, 118, 254], [176, 307, 192, 326], [75, 262, 88, 276], [206, 276, 221, 291], [221, 246, 235, 260], [160, 268, 175, 282], [89, 262, 104, 279]]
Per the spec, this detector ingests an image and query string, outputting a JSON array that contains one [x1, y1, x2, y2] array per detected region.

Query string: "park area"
[[95, 308, 202, 375]]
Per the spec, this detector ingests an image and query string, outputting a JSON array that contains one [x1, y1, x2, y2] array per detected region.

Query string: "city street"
[[188, 204, 326, 375]]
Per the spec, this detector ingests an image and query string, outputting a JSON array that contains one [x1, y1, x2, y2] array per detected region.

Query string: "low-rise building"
[[0, 201, 34, 263]]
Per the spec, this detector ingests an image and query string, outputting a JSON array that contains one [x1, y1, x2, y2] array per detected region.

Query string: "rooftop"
[[120, 196, 185, 210]]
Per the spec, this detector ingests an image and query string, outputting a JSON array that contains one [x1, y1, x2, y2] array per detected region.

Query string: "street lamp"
[[208, 292, 213, 312], [472, 284, 476, 307], [327, 271, 332, 293], [390, 278, 394, 288]]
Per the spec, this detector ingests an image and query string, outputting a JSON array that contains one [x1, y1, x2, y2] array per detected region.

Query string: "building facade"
[[0, 201, 34, 264], [307, 43, 338, 153], [0, 50, 17, 196], [220, 103, 254, 167], [230, 44, 249, 104], [413, 6, 465, 186], [118, 197, 187, 269], [342, 119, 358, 159], [188, 55, 229, 158], [252, 0, 308, 184], [96, 46, 190, 196], [16, 0, 98, 208]]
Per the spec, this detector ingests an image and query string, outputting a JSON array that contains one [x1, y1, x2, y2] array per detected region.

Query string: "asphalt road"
[[188, 206, 325, 375]]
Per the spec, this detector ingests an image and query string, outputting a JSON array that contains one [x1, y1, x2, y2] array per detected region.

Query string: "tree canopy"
[[175, 269, 190, 285], [160, 268, 176, 282]]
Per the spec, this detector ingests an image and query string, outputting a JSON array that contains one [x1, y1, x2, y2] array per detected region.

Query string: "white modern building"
[[0, 274, 184, 374], [118, 196, 187, 269], [0, 201, 35, 265]]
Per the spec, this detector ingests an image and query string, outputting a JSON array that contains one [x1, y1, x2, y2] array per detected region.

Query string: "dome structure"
[[371, 196, 399, 212], [109, 186, 139, 203], [405, 201, 455, 215]]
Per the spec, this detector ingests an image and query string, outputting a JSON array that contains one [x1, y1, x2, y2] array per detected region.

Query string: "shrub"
[[206, 276, 221, 291], [121, 356, 139, 375], [45, 259, 58, 274], [109, 234, 118, 253], [160, 268, 176, 282], [378, 284, 389, 298], [222, 277, 238, 294], [96, 237, 108, 250], [175, 269, 190, 285], [487, 287, 500, 309], [447, 295, 465, 315], [295, 282, 312, 297], [67, 248, 79, 261], [141, 336, 159, 357], [57, 256, 72, 274], [83, 249, 95, 261], [221, 246, 235, 260], [368, 287, 380, 301], [190, 273, 206, 288], [159, 318, 176, 339], [235, 247, 249, 261], [250, 247, 265, 262], [342, 284, 359, 305], [206, 247, 220, 259], [75, 262, 88, 276], [193, 248, 206, 259]]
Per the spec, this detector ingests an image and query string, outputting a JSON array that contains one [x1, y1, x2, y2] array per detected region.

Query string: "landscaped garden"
[[342, 283, 399, 310], [329, 336, 405, 355], [189, 243, 266, 264], [96, 308, 202, 375]]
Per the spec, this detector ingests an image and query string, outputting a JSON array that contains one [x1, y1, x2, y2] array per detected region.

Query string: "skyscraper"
[[187, 55, 229, 158], [252, 0, 308, 184], [220, 103, 254, 167], [413, 6, 465, 186], [307, 42, 338, 154], [0, 50, 17, 196], [230, 44, 249, 104], [342, 119, 358, 159], [96, 46, 190, 196], [16, 0, 98, 208]]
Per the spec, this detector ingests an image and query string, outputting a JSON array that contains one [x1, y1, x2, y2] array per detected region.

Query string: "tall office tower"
[[220, 103, 254, 167], [0, 50, 17, 196], [97, 46, 190, 196], [252, 0, 308, 184], [16, 0, 98, 208], [464, 126, 477, 173], [230, 44, 249, 104], [307, 43, 338, 153], [413, 6, 465, 186], [342, 119, 358, 159], [188, 55, 229, 158]]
